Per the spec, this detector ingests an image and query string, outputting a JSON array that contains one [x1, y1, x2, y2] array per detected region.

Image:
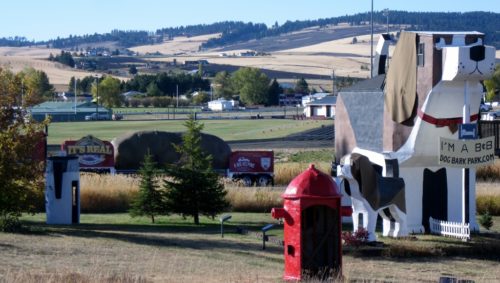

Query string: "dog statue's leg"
[[351, 210, 360, 232], [389, 205, 408, 237], [379, 209, 394, 237], [365, 207, 378, 241]]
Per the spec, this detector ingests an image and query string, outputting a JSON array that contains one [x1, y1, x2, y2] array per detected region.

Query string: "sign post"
[[462, 80, 470, 226]]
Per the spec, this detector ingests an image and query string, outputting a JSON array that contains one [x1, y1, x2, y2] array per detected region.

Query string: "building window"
[[417, 43, 425, 67]]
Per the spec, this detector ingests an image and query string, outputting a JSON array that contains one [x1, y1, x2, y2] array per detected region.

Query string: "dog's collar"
[[418, 108, 478, 127]]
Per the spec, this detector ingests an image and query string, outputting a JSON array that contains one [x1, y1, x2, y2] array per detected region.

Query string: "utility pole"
[[74, 77, 77, 115], [370, 0, 374, 78], [94, 74, 99, 118], [383, 8, 389, 34], [332, 69, 336, 96]]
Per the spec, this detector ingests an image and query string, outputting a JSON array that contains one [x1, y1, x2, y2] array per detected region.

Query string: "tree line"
[[1, 11, 498, 48], [68, 68, 315, 108]]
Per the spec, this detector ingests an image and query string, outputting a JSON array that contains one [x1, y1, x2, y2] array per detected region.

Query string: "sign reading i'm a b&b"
[[439, 136, 495, 168]]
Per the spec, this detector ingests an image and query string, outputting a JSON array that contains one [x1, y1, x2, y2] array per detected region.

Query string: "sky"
[[2, 0, 499, 41]]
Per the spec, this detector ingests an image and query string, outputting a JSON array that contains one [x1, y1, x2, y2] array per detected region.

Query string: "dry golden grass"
[[146, 31, 395, 79], [477, 159, 500, 181], [80, 173, 139, 213], [274, 162, 331, 186], [79, 162, 500, 214], [0, 223, 283, 283], [224, 186, 282, 213], [130, 34, 220, 55], [0, 46, 127, 88]]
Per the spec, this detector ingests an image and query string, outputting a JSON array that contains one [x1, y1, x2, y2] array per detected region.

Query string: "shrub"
[[342, 227, 369, 247], [479, 211, 493, 230], [129, 98, 140, 107], [141, 97, 152, 108]]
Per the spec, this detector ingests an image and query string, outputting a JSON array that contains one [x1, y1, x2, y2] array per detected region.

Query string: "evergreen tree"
[[68, 76, 76, 92], [479, 211, 493, 230], [129, 65, 138, 75], [295, 77, 309, 94], [163, 116, 229, 225], [267, 78, 283, 106], [146, 82, 162, 97], [129, 152, 165, 223]]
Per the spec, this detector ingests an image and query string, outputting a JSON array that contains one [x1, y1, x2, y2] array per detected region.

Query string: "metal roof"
[[306, 95, 337, 105], [30, 101, 109, 114]]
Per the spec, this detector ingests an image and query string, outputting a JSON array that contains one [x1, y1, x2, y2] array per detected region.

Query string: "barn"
[[29, 101, 111, 122]]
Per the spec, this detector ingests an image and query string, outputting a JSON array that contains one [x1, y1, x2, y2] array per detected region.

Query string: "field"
[[46, 119, 332, 145], [2, 25, 500, 93], [3, 148, 500, 282], [129, 34, 220, 55], [0, 47, 104, 86], [1, 212, 499, 283]]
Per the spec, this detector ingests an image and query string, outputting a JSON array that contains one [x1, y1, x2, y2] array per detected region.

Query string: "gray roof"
[[341, 75, 385, 93], [30, 101, 110, 114], [307, 95, 337, 106]]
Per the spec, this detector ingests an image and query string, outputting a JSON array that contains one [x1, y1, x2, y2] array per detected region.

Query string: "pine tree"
[[129, 152, 165, 223], [267, 78, 283, 106], [479, 211, 493, 230], [294, 77, 309, 94], [163, 115, 229, 225]]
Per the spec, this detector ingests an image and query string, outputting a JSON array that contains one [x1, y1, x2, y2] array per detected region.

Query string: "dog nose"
[[470, 45, 485, 62]]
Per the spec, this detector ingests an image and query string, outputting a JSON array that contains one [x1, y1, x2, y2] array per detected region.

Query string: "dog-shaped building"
[[335, 31, 495, 240]]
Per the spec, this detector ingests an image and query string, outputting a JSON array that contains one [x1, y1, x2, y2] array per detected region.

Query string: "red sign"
[[62, 135, 114, 168], [229, 151, 274, 173]]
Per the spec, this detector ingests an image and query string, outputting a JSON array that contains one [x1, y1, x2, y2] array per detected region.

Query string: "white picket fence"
[[429, 217, 470, 241]]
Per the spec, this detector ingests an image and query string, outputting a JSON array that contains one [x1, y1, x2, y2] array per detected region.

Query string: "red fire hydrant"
[[272, 164, 352, 281]]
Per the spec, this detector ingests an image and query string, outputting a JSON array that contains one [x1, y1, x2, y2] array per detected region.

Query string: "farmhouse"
[[29, 101, 111, 122], [303, 95, 337, 118]]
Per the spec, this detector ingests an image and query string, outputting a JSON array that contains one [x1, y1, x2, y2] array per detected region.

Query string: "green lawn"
[[47, 119, 331, 144]]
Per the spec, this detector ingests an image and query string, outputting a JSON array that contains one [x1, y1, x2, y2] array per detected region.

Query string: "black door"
[[301, 205, 339, 279], [422, 168, 448, 232]]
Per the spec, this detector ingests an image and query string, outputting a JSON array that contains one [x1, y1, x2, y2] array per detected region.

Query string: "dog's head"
[[440, 36, 495, 81]]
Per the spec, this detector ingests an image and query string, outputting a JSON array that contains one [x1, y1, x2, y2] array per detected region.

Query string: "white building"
[[301, 92, 329, 107], [207, 98, 239, 111], [303, 96, 337, 118]]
